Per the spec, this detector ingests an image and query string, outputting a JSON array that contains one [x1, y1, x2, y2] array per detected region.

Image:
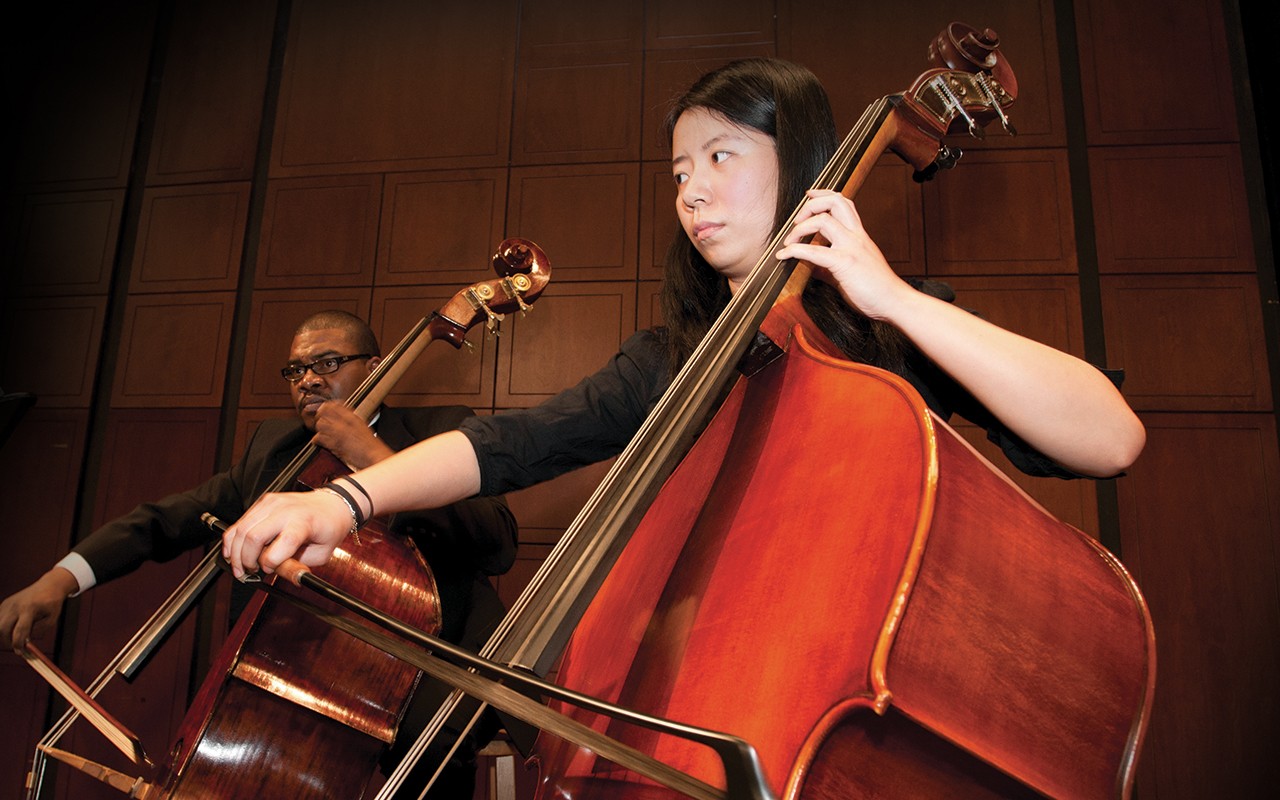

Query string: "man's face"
[[284, 327, 380, 431]]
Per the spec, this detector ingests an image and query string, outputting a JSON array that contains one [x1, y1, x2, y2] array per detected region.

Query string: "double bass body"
[[535, 327, 1154, 799]]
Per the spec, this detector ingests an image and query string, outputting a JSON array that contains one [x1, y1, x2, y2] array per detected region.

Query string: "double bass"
[[21, 239, 551, 799], [392, 22, 1153, 800]]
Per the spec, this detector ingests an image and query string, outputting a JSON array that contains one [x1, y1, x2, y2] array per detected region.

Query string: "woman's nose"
[[680, 176, 708, 208]]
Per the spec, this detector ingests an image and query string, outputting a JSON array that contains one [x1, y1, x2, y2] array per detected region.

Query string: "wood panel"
[[238, 288, 371, 408], [517, 0, 642, 58], [130, 183, 250, 293], [495, 282, 638, 408], [779, 0, 1064, 148], [269, 0, 518, 176], [860, 157, 928, 278], [370, 285, 499, 409], [639, 162, 681, 282], [1117, 413, 1280, 797], [1100, 274, 1271, 412], [146, 0, 277, 185], [0, 409, 88, 799], [110, 292, 237, 408], [512, 51, 642, 165], [376, 169, 508, 287], [645, 0, 776, 49], [10, 190, 124, 296], [10, 1, 156, 191], [0, 409, 87, 615], [231, 408, 295, 463], [924, 147, 1076, 276], [256, 175, 382, 288], [506, 164, 640, 282], [1090, 144, 1254, 274], [638, 280, 664, 330], [0, 296, 107, 409], [1074, 0, 1236, 145]]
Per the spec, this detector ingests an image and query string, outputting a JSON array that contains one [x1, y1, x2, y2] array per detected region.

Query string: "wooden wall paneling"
[[238, 287, 371, 408], [1089, 144, 1254, 275], [778, 0, 1064, 148], [54, 407, 221, 800], [640, 45, 778, 162], [645, 0, 776, 50], [507, 164, 640, 282], [0, 296, 107, 409], [255, 174, 382, 288], [129, 183, 250, 293], [370, 285, 499, 409], [518, 0, 642, 59], [10, 2, 156, 191], [269, 0, 518, 177], [860, 156, 927, 278], [512, 53, 643, 166], [1099, 273, 1271, 413], [10, 190, 125, 296], [146, 0, 277, 185], [494, 281, 638, 408], [0, 409, 88, 797], [923, 147, 1077, 276], [1074, 0, 1236, 146], [639, 162, 679, 281], [638, 280, 664, 330], [1116, 412, 1280, 797], [376, 169, 509, 287], [0, 409, 88, 617], [231, 408, 296, 464], [110, 292, 237, 408]]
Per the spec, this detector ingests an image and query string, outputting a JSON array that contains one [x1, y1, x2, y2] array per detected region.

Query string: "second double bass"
[[19, 239, 550, 799]]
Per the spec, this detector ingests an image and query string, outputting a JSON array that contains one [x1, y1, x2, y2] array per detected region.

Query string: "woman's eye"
[[673, 173, 688, 185], [712, 151, 731, 164]]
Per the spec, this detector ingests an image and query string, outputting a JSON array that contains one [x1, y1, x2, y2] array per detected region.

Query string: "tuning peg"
[[501, 274, 534, 315], [483, 306, 505, 337], [976, 72, 1017, 135]]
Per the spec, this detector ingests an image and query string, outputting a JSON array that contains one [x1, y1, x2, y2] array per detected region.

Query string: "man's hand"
[[0, 567, 80, 650], [311, 403, 395, 470]]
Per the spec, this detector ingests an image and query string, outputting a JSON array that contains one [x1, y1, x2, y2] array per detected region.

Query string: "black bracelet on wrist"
[[335, 475, 375, 520], [321, 481, 366, 529]]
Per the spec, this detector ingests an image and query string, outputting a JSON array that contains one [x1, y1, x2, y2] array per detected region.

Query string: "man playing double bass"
[[0, 309, 516, 797]]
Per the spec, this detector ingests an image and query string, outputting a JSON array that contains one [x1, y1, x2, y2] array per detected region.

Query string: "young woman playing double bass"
[[223, 58, 1143, 579]]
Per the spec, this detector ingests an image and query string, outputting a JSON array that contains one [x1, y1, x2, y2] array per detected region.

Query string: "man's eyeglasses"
[[280, 354, 371, 383]]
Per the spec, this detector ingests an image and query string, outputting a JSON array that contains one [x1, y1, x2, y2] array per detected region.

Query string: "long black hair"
[[658, 58, 908, 377]]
